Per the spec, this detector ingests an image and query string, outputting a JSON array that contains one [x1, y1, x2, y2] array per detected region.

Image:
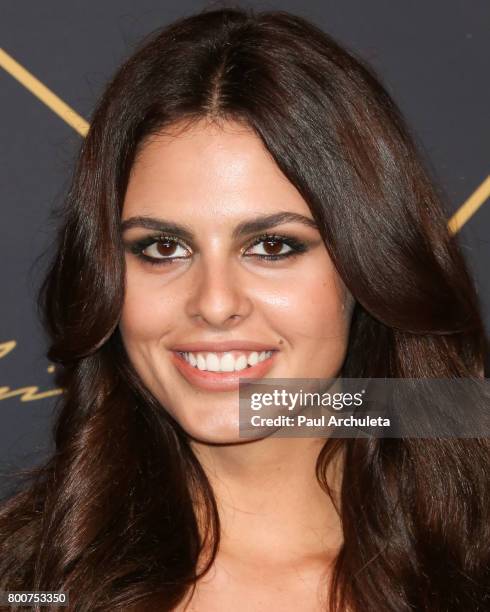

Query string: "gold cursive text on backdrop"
[[0, 340, 63, 402]]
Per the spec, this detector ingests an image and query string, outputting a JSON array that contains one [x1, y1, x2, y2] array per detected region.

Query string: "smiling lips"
[[170, 343, 279, 391], [181, 349, 273, 372]]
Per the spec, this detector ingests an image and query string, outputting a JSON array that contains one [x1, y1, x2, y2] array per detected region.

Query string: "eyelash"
[[126, 232, 309, 266]]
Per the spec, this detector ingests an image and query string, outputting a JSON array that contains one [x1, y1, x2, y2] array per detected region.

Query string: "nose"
[[185, 255, 253, 329]]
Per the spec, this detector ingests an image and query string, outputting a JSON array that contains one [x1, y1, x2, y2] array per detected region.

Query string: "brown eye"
[[245, 237, 293, 258], [155, 240, 178, 257], [142, 239, 190, 260], [263, 239, 284, 255]]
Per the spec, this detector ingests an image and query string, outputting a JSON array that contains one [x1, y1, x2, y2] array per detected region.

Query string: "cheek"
[[271, 261, 348, 341], [273, 256, 351, 380], [119, 267, 177, 346], [309, 276, 348, 330]]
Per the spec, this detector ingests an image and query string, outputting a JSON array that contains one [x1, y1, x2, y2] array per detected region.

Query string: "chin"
[[184, 425, 246, 445], [181, 414, 275, 445], [168, 409, 244, 445]]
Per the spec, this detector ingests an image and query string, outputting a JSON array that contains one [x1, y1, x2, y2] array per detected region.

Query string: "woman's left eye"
[[243, 234, 308, 261], [244, 237, 295, 258]]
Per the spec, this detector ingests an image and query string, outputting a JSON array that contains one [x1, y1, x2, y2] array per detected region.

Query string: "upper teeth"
[[181, 351, 273, 372]]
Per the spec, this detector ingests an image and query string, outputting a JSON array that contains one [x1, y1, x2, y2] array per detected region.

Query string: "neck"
[[190, 435, 344, 567]]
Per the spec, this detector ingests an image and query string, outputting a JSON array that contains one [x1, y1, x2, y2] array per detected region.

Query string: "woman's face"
[[119, 118, 353, 443]]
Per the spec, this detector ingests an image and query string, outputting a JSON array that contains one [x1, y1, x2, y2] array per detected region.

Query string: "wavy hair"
[[1, 7, 489, 611]]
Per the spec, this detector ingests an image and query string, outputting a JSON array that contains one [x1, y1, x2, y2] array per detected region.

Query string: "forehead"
[[122, 118, 312, 223]]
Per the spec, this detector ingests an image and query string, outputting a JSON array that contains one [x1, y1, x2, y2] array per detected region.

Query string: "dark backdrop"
[[1, 1, 489, 488]]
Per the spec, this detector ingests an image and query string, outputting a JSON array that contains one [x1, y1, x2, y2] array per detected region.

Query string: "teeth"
[[219, 353, 235, 372], [181, 350, 273, 372], [234, 355, 248, 371], [247, 352, 259, 366], [206, 353, 220, 371]]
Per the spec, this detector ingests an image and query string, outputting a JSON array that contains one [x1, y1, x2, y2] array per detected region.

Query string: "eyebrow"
[[120, 211, 319, 240]]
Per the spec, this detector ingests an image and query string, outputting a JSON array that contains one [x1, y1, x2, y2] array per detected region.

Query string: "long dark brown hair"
[[1, 7, 489, 611]]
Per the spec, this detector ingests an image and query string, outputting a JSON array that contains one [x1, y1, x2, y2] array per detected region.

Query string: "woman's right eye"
[[126, 235, 192, 266], [141, 239, 190, 262]]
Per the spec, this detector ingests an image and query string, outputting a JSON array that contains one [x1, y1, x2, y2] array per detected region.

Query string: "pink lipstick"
[[170, 350, 278, 392]]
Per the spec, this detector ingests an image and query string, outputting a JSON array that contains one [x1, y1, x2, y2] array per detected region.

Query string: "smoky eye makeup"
[[123, 230, 314, 267], [124, 233, 190, 262]]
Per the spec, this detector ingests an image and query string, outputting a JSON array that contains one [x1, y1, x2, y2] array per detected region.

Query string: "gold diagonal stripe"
[[0, 47, 89, 136], [0, 47, 488, 232], [448, 176, 490, 235]]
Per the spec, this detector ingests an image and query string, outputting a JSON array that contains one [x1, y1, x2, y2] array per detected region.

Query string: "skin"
[[119, 118, 354, 610]]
